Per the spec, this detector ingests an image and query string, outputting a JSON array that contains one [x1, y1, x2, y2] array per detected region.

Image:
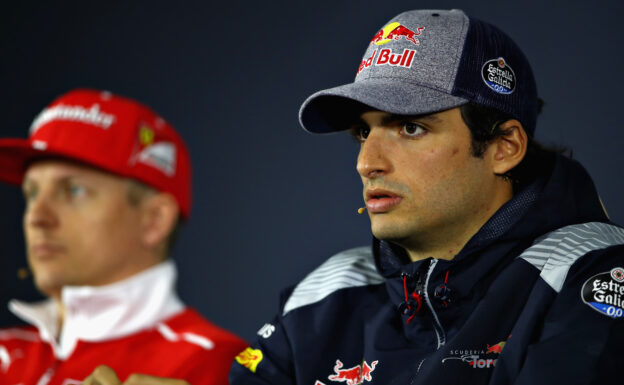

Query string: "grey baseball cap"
[[299, 9, 538, 136]]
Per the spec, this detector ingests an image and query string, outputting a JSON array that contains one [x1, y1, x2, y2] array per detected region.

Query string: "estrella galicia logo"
[[581, 267, 624, 318], [481, 57, 515, 95]]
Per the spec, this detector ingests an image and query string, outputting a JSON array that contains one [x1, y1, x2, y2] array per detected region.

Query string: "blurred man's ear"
[[140, 192, 180, 254]]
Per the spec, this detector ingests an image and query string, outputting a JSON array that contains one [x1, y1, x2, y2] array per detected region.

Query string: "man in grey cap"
[[229, 8, 623, 385]]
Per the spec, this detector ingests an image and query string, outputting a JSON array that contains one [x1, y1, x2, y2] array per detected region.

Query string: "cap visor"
[[299, 79, 468, 133], [0, 139, 43, 185]]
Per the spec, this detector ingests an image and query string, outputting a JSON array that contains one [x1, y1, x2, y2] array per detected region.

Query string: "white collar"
[[9, 260, 184, 359]]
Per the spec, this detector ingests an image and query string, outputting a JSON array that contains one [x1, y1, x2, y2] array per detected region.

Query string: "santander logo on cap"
[[27, 89, 181, 180], [0, 88, 192, 219], [29, 103, 116, 135]]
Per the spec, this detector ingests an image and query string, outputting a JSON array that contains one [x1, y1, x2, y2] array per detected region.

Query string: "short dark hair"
[[459, 101, 561, 191]]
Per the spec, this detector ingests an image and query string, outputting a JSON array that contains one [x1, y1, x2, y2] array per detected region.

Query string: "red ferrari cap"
[[0, 89, 192, 219]]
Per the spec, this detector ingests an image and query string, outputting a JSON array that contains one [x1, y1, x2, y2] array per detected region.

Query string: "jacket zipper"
[[423, 259, 446, 349]]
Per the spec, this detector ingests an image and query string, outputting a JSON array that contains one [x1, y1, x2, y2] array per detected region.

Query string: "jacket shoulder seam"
[[282, 246, 383, 316], [519, 222, 624, 292]]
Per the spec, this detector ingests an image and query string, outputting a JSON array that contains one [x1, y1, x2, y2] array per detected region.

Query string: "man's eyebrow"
[[22, 173, 85, 188], [381, 113, 441, 125], [21, 178, 33, 190], [347, 117, 367, 135]]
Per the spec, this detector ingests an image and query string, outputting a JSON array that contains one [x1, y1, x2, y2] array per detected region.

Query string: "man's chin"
[[370, 224, 411, 244], [32, 275, 67, 299]]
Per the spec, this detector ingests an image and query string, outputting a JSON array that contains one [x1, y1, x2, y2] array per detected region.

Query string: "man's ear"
[[139, 193, 180, 249], [489, 119, 528, 176]]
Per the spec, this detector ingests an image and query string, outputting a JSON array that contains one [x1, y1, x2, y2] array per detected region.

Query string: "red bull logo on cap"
[[369, 22, 424, 46], [356, 21, 423, 76], [325, 359, 378, 385]]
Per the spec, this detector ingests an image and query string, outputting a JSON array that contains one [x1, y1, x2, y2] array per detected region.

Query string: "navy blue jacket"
[[230, 155, 624, 385]]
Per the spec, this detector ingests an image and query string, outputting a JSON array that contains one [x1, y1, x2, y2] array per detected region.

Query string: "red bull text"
[[357, 49, 416, 76]]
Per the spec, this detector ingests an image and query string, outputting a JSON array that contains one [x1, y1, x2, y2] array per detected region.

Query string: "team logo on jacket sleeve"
[[581, 267, 624, 318], [235, 347, 263, 373]]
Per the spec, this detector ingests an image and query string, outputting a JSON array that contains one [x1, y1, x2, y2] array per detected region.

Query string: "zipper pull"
[[399, 272, 423, 324]]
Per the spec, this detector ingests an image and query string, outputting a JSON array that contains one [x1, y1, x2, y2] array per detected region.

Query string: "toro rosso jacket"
[[0, 261, 247, 385], [230, 155, 624, 385]]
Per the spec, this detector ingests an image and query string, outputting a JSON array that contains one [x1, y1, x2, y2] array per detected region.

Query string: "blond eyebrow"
[[381, 113, 441, 126], [22, 173, 86, 189], [21, 178, 34, 191]]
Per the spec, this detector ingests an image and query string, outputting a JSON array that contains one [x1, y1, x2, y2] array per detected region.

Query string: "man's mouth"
[[365, 189, 403, 213], [29, 242, 66, 259]]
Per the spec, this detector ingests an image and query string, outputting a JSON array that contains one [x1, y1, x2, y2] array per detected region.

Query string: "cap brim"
[[0, 139, 90, 186], [0, 139, 41, 185], [299, 79, 469, 133]]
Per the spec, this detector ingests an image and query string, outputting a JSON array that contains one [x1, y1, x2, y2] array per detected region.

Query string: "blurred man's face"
[[22, 159, 150, 298], [354, 107, 502, 258]]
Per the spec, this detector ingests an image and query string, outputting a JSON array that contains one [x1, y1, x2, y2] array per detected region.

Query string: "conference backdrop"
[[1, 0, 622, 341]]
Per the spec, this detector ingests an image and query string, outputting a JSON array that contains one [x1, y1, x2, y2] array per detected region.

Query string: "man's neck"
[[404, 222, 484, 261], [53, 297, 65, 339]]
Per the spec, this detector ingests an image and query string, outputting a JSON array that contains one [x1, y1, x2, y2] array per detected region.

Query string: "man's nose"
[[24, 191, 59, 230], [356, 129, 393, 179]]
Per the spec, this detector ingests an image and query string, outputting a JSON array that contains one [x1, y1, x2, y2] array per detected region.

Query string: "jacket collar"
[[374, 177, 543, 279], [9, 260, 184, 359]]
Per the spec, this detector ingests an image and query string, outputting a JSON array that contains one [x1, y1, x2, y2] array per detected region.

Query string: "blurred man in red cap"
[[0, 89, 246, 384]]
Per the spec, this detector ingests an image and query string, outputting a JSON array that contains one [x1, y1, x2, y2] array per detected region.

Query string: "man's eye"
[[22, 187, 37, 202], [358, 127, 370, 141], [400, 122, 427, 137], [67, 184, 87, 198], [351, 126, 370, 142]]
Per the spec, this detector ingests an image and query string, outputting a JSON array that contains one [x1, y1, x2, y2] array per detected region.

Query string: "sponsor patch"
[[130, 123, 177, 176], [356, 22, 423, 77], [581, 268, 624, 318], [235, 347, 263, 373], [139, 125, 156, 146], [441, 337, 510, 369], [481, 57, 515, 94], [29, 103, 116, 134], [257, 323, 275, 338], [324, 359, 378, 385]]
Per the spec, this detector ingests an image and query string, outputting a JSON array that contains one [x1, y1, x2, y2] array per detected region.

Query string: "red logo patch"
[[326, 359, 378, 385], [369, 22, 424, 46]]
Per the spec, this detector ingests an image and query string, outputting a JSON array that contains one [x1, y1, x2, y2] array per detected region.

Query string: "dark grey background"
[[1, 0, 622, 342]]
